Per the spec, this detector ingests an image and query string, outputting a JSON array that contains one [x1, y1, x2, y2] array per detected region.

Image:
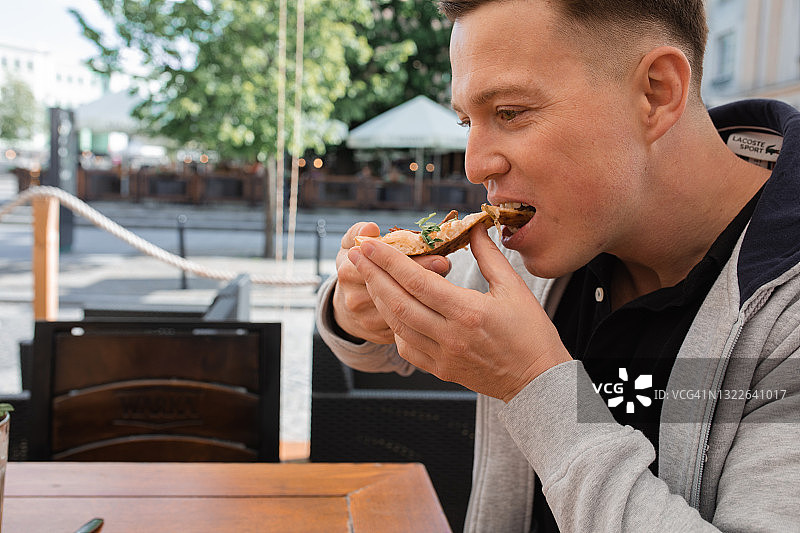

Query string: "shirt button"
[[595, 287, 604, 302]]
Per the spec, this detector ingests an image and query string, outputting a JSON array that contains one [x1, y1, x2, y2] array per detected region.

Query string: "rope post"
[[177, 214, 188, 290], [32, 196, 60, 320], [315, 218, 326, 277]]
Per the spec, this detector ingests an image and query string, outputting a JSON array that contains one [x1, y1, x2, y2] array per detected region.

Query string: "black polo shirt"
[[530, 191, 760, 533]]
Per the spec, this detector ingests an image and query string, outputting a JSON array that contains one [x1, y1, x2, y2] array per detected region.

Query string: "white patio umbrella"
[[74, 91, 143, 134], [346, 95, 467, 150], [346, 95, 468, 204]]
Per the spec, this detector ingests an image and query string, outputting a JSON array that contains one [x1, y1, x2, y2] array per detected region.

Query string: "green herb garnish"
[[416, 212, 443, 249]]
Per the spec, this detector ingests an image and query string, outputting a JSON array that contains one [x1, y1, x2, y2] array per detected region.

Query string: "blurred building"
[[0, 42, 105, 110], [703, 0, 800, 108]]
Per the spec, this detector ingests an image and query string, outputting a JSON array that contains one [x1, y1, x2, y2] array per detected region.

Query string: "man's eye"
[[457, 119, 471, 128], [498, 109, 519, 121]]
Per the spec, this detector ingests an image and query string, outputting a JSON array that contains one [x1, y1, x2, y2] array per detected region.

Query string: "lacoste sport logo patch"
[[726, 131, 783, 164]]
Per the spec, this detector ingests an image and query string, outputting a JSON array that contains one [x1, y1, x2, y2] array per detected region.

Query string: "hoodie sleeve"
[[500, 358, 798, 532], [314, 273, 415, 375]]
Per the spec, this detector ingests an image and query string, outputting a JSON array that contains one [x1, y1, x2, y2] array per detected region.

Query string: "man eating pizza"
[[316, 1, 800, 531]]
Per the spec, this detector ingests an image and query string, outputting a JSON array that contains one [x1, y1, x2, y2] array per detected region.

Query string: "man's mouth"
[[490, 202, 536, 234]]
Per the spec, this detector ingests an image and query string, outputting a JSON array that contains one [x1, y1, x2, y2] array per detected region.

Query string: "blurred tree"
[[0, 76, 39, 142], [71, 0, 375, 161], [334, 0, 453, 127], [72, 0, 455, 160]]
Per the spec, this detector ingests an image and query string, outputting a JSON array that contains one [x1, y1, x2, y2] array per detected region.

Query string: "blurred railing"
[[0, 186, 322, 321]]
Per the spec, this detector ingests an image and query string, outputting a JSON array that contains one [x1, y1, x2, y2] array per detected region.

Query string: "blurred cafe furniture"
[[375, 181, 415, 210], [12, 167, 37, 193], [196, 171, 257, 205], [75, 160, 487, 211], [4, 462, 450, 532], [132, 168, 194, 203], [299, 172, 486, 212], [76, 166, 263, 205], [76, 167, 123, 201], [300, 173, 369, 209], [26, 320, 280, 462], [310, 329, 476, 532], [19, 274, 252, 393]]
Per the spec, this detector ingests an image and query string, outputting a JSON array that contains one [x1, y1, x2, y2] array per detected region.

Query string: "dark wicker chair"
[[310, 329, 476, 531]]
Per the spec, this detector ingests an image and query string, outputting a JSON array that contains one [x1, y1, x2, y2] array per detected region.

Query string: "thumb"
[[469, 225, 522, 292], [341, 221, 380, 249], [358, 222, 380, 237]]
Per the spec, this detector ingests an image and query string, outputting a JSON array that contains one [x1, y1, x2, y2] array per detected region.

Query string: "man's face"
[[450, 1, 648, 278]]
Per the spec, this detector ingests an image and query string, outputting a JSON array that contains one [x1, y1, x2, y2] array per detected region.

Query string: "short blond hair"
[[438, 0, 708, 91]]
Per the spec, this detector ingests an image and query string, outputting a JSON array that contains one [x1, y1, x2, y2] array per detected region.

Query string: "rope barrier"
[[0, 186, 321, 287]]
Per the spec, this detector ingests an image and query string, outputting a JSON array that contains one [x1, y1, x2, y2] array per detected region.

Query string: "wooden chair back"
[[30, 320, 280, 462]]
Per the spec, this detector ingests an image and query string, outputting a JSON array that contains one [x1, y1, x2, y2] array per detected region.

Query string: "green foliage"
[[71, 0, 453, 161], [334, 0, 453, 126], [0, 76, 39, 142], [71, 0, 374, 160]]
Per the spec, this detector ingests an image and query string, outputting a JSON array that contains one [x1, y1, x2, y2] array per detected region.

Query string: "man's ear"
[[634, 46, 691, 144]]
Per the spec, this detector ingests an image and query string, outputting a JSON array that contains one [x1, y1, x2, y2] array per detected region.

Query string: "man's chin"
[[520, 254, 573, 280]]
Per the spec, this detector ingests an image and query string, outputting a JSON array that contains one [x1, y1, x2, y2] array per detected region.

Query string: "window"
[[714, 30, 736, 86]]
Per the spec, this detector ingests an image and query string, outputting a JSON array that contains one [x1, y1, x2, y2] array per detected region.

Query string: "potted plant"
[[0, 402, 13, 530]]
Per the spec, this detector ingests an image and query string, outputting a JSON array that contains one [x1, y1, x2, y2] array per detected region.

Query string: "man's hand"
[[347, 225, 572, 402], [332, 221, 451, 344]]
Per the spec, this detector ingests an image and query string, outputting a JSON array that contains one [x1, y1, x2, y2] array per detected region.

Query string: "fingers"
[[341, 221, 380, 249], [350, 239, 466, 318], [337, 222, 380, 270], [333, 222, 451, 348], [413, 254, 452, 277], [331, 221, 393, 344], [394, 335, 438, 375], [469, 225, 524, 294], [354, 244, 447, 331], [332, 281, 394, 344]]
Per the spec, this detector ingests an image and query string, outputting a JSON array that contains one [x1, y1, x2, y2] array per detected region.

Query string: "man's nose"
[[464, 127, 509, 185]]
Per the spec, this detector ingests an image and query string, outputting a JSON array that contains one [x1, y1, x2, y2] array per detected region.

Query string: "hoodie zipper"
[[689, 320, 741, 508], [689, 287, 772, 508]]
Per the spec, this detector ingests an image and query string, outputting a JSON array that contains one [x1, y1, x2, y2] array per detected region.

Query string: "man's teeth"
[[497, 202, 533, 210]]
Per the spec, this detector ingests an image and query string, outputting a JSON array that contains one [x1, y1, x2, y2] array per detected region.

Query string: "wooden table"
[[3, 462, 452, 532]]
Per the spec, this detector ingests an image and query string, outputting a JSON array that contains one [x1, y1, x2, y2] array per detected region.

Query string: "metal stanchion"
[[177, 214, 188, 289], [315, 219, 327, 278]]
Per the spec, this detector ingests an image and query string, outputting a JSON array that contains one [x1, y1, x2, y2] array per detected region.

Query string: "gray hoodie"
[[316, 100, 800, 532]]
